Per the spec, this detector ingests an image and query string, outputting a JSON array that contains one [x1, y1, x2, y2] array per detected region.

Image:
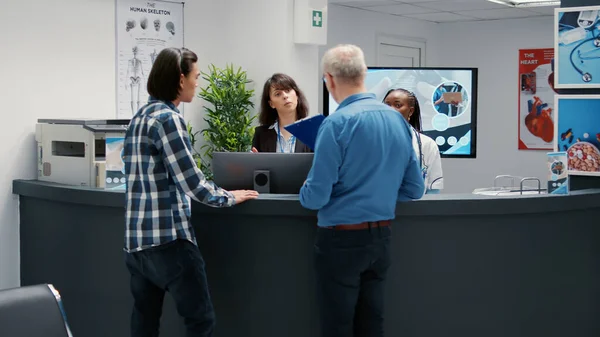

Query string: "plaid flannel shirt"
[[123, 98, 235, 253]]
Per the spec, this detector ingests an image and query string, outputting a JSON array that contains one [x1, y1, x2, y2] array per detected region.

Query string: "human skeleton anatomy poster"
[[116, 0, 184, 119]]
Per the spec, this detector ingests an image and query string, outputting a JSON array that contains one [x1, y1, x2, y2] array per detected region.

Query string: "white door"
[[376, 35, 426, 67], [378, 43, 421, 67]]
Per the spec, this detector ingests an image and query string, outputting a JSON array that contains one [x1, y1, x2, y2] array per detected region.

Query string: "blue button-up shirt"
[[269, 120, 297, 153], [299, 93, 424, 227], [123, 98, 235, 252]]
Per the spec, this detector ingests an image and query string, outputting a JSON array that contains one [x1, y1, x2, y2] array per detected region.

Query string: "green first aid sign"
[[312, 10, 323, 27]]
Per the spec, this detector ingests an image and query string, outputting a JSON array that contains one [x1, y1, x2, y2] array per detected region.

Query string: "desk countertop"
[[12, 179, 600, 217]]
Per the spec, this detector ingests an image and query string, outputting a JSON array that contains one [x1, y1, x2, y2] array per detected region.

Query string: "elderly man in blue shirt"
[[300, 44, 424, 337]]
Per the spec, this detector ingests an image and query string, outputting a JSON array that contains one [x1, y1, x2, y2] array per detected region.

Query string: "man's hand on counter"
[[230, 190, 259, 204]]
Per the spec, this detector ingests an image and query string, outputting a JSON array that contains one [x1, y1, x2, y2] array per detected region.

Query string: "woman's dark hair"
[[258, 73, 309, 126], [147, 47, 198, 102], [383, 88, 422, 132]]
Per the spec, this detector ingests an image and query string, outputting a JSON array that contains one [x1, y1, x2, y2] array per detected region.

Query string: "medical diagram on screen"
[[328, 68, 475, 156]]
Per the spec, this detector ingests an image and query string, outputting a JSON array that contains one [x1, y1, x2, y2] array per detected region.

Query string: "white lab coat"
[[411, 128, 443, 192]]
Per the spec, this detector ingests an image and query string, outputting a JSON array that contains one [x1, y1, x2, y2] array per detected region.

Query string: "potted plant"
[[191, 64, 256, 179], [187, 121, 203, 170]]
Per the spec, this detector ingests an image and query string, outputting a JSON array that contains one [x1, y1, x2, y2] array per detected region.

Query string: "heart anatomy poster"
[[518, 48, 557, 150]]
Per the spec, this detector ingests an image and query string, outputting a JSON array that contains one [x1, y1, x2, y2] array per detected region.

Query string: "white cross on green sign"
[[312, 10, 323, 27]]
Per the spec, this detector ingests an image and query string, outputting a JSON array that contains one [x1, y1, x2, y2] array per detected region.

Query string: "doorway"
[[376, 35, 426, 67]]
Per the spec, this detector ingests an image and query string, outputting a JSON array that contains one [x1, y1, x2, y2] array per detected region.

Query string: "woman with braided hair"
[[384, 88, 444, 194]]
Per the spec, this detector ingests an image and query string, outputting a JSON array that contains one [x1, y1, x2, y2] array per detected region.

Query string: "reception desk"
[[12, 179, 600, 337]]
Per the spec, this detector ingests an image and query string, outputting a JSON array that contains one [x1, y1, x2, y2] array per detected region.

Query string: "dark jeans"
[[124, 239, 215, 337], [314, 225, 392, 337]]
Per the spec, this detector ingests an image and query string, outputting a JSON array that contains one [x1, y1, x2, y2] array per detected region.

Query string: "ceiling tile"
[[414, 0, 508, 11], [397, 0, 478, 3], [522, 6, 559, 15], [366, 4, 438, 15], [402, 12, 477, 22], [461, 8, 543, 19], [329, 0, 400, 6], [331, 0, 557, 24]]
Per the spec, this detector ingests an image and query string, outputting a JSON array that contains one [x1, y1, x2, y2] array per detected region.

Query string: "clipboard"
[[442, 92, 462, 104], [284, 114, 326, 151]]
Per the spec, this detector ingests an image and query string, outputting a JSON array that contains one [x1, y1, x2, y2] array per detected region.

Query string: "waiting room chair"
[[0, 283, 72, 337]]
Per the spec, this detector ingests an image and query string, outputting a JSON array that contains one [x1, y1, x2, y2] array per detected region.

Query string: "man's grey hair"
[[322, 44, 367, 86]]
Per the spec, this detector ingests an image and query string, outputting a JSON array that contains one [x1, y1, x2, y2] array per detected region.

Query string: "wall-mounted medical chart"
[[115, 0, 184, 119], [518, 48, 556, 151], [554, 95, 600, 177], [554, 5, 600, 89]]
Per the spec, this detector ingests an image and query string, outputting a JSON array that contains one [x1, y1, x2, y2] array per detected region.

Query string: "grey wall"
[[325, 2, 600, 194], [431, 16, 554, 193]]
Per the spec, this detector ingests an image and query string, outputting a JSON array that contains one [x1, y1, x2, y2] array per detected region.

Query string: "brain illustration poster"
[[116, 0, 184, 119], [518, 48, 556, 151]]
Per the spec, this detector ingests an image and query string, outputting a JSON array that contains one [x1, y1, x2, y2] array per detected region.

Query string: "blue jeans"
[[125, 239, 215, 337], [314, 225, 392, 337]]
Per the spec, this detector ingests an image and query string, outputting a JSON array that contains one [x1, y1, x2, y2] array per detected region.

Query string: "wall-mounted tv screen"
[[323, 67, 478, 158]]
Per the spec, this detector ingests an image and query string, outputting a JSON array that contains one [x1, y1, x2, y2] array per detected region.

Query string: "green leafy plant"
[[195, 64, 256, 179], [187, 122, 204, 171]]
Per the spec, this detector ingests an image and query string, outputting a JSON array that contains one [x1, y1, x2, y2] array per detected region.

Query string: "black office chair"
[[0, 284, 72, 337]]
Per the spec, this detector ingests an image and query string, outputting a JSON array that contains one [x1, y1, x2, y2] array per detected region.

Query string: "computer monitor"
[[323, 67, 478, 158], [211, 152, 314, 194]]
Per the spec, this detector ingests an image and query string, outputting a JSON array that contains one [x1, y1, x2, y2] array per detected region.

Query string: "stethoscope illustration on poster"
[[554, 6, 600, 88]]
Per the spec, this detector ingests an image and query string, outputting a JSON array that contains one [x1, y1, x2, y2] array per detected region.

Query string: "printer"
[[35, 119, 130, 188]]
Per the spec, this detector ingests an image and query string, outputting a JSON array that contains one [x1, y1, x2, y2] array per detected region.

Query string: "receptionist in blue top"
[[251, 73, 312, 153], [384, 88, 443, 194]]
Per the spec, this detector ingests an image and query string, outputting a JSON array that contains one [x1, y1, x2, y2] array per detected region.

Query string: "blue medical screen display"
[[324, 67, 478, 158]]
